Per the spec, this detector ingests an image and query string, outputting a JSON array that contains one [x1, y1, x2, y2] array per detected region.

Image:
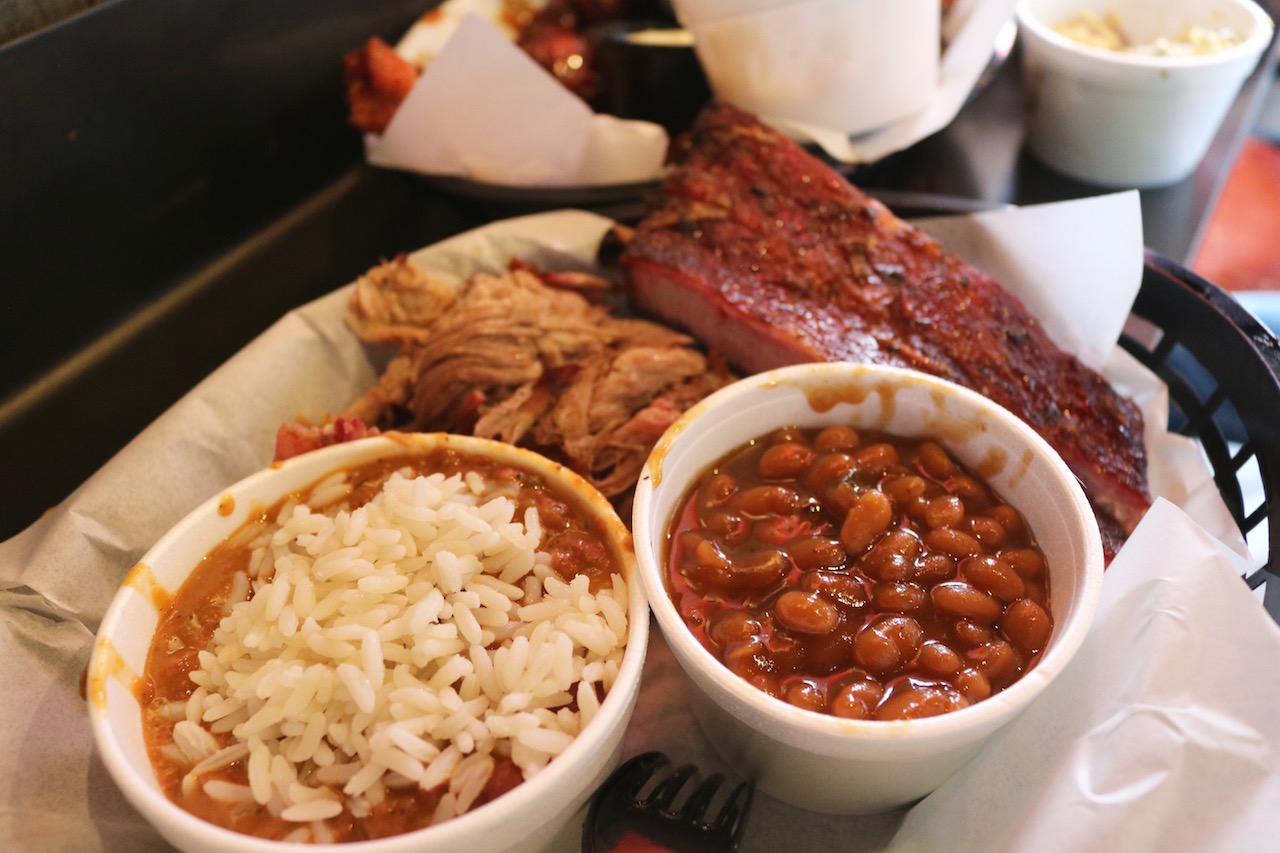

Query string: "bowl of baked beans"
[[631, 362, 1105, 814]]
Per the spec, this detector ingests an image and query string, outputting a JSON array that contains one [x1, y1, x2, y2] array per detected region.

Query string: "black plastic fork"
[[582, 751, 754, 853]]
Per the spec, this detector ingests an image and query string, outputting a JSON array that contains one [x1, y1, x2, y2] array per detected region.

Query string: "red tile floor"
[[1193, 135, 1280, 292]]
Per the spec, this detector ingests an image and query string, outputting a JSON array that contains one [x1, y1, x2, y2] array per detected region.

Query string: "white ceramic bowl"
[[1016, 0, 1273, 187], [87, 432, 648, 853], [631, 363, 1104, 814]]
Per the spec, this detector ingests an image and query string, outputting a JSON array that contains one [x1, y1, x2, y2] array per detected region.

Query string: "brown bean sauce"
[[666, 426, 1052, 721]]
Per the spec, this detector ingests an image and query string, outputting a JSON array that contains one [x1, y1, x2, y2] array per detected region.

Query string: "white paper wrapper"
[[0, 195, 1274, 851], [366, 12, 669, 187]]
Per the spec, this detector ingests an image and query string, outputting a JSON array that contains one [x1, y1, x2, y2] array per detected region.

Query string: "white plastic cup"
[[671, 0, 959, 136], [1016, 0, 1273, 188]]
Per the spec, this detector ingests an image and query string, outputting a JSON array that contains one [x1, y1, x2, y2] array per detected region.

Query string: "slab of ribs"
[[621, 102, 1151, 561]]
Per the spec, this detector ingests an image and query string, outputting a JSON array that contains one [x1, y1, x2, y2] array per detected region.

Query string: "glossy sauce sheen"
[[667, 426, 1053, 721], [140, 449, 618, 841]]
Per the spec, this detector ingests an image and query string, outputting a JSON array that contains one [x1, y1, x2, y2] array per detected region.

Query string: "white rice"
[[177, 464, 627, 840]]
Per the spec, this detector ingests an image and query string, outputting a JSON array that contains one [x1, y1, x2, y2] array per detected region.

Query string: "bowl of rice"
[[86, 431, 648, 852]]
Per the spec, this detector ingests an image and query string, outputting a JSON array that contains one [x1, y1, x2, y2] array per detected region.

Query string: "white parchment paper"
[[1, 196, 1274, 852]]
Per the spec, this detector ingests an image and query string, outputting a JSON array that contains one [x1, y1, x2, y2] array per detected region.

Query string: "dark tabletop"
[[0, 0, 1276, 540]]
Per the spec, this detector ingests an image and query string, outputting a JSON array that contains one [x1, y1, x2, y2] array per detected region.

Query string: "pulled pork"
[[317, 255, 733, 498]]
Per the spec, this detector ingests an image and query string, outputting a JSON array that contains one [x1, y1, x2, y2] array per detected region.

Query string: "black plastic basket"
[[1120, 250, 1280, 622]]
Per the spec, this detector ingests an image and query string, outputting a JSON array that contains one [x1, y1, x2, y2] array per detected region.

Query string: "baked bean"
[[953, 620, 992, 647], [879, 527, 921, 560], [708, 610, 764, 647], [758, 442, 816, 480], [916, 441, 956, 479], [863, 550, 912, 584], [768, 426, 804, 445], [681, 531, 730, 571], [784, 679, 827, 713], [840, 490, 893, 554], [803, 452, 857, 493], [698, 472, 737, 511], [904, 495, 931, 525], [874, 684, 967, 721], [1002, 598, 1053, 654], [883, 474, 928, 504], [955, 667, 991, 703], [799, 571, 869, 608], [999, 547, 1045, 579], [686, 543, 788, 592], [1023, 579, 1049, 607], [990, 505, 1024, 538], [961, 555, 1025, 602], [872, 581, 926, 614], [732, 484, 804, 516], [946, 474, 990, 509], [814, 425, 860, 452], [862, 529, 919, 582], [854, 615, 924, 673], [729, 547, 790, 591], [923, 495, 965, 529], [763, 631, 805, 672], [924, 527, 983, 559], [702, 509, 750, 545], [931, 581, 1003, 623], [822, 480, 861, 517], [829, 677, 884, 719], [668, 424, 1050, 722], [913, 553, 956, 585], [742, 669, 782, 699], [968, 639, 1018, 683], [775, 591, 840, 635], [968, 516, 1007, 548], [787, 536, 847, 571], [916, 640, 962, 677], [723, 638, 770, 681], [855, 442, 899, 475], [801, 628, 857, 673], [753, 514, 808, 547]]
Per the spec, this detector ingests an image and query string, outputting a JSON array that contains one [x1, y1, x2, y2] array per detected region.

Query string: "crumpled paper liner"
[[0, 195, 1274, 851]]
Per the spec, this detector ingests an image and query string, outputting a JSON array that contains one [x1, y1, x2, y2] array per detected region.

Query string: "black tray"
[[1120, 250, 1280, 621]]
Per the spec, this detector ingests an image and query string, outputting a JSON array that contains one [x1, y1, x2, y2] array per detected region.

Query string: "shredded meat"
[[332, 256, 735, 497]]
